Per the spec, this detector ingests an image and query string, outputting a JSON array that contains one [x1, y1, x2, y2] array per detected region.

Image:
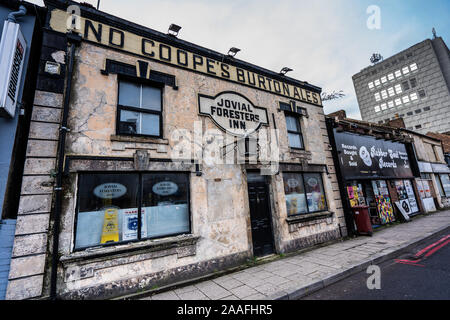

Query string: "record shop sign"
[[199, 92, 269, 136], [334, 130, 414, 179]]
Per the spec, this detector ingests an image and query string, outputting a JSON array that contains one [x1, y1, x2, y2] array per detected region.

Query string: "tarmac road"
[[302, 229, 450, 300]]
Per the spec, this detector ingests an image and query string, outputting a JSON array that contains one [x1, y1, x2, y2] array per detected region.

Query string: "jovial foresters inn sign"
[[334, 130, 414, 179], [199, 92, 269, 136]]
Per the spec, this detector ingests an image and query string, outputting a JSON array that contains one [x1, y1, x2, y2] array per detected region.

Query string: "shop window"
[[437, 174, 450, 197], [285, 114, 304, 150], [283, 172, 327, 216], [74, 172, 190, 250], [117, 80, 163, 138]]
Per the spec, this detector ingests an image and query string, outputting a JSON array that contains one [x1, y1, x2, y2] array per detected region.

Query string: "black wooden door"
[[248, 181, 274, 257]]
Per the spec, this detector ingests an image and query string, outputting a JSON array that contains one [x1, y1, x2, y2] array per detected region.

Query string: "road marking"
[[394, 235, 449, 267]]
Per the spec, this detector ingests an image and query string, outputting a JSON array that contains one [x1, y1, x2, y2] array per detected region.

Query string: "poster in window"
[[395, 180, 408, 200], [422, 180, 431, 198], [347, 186, 355, 199], [122, 208, 147, 241], [404, 180, 415, 198], [408, 198, 419, 214], [100, 207, 120, 244]]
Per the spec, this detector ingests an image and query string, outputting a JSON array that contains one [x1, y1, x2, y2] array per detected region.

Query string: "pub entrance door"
[[247, 173, 274, 257]]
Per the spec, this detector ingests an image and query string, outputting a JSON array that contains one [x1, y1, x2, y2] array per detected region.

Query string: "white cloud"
[[20, 0, 429, 120]]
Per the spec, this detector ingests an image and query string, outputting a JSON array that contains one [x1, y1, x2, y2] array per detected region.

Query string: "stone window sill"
[[60, 234, 200, 264], [110, 134, 169, 145], [286, 211, 334, 225]]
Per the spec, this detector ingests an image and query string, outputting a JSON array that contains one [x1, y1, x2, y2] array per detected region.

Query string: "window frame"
[[283, 172, 329, 217], [73, 171, 192, 252], [116, 76, 164, 139], [284, 112, 305, 150]]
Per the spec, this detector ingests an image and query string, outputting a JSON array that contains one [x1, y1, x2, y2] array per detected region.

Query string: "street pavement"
[[302, 230, 450, 300], [138, 209, 450, 300]]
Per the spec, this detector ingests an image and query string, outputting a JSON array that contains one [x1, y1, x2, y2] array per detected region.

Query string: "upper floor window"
[[117, 80, 163, 138], [285, 114, 304, 150]]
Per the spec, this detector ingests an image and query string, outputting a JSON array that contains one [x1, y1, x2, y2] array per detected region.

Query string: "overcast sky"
[[25, 0, 450, 119]]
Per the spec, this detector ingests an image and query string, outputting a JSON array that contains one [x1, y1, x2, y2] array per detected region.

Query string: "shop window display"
[[75, 173, 190, 250], [283, 173, 327, 216]]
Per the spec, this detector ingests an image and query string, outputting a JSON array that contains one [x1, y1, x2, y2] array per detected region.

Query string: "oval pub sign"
[[199, 92, 269, 136]]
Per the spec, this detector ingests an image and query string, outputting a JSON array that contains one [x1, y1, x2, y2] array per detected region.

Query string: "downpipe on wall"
[[49, 32, 81, 300]]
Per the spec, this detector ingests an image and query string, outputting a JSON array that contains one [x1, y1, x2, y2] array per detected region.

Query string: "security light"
[[168, 24, 182, 37], [227, 47, 241, 57], [280, 67, 293, 75]]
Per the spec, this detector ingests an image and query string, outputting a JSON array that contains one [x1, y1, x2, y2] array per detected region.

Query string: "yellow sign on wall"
[[49, 8, 322, 106]]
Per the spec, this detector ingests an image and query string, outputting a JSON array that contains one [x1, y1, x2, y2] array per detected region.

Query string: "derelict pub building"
[[6, 0, 346, 300]]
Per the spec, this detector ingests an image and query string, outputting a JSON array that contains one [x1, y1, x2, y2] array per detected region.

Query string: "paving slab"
[[136, 210, 450, 301]]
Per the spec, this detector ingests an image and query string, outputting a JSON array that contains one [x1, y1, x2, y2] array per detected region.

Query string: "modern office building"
[[352, 35, 450, 134]]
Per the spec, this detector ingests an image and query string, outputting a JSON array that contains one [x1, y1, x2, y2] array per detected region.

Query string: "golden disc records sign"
[[199, 92, 269, 136]]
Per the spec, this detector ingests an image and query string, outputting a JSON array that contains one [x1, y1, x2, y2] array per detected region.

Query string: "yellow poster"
[[100, 208, 119, 244]]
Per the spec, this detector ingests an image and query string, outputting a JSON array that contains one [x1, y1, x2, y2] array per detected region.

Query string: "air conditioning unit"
[[0, 20, 27, 118]]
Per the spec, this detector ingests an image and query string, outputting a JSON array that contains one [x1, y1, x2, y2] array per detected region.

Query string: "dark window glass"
[[410, 78, 417, 88], [424, 106, 431, 111], [415, 109, 421, 114], [75, 173, 190, 250], [142, 173, 190, 239], [285, 114, 304, 149], [75, 174, 139, 249], [283, 172, 327, 215], [415, 125, 422, 129], [438, 174, 450, 197], [401, 81, 410, 91], [407, 112, 413, 116], [118, 80, 162, 137], [418, 90, 426, 98]]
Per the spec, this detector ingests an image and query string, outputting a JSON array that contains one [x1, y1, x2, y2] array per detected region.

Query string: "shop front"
[[332, 130, 421, 229]]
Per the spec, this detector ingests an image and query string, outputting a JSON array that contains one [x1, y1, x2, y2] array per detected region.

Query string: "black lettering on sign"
[[85, 20, 102, 42], [293, 87, 301, 100], [206, 59, 216, 75], [306, 91, 312, 103], [109, 28, 124, 48], [282, 83, 290, 96], [247, 71, 256, 86], [221, 63, 230, 78], [313, 93, 319, 104], [193, 54, 204, 70], [236, 68, 245, 83], [258, 75, 266, 89], [266, 78, 273, 91], [177, 49, 188, 66], [142, 38, 155, 57], [159, 44, 172, 62], [273, 80, 281, 93]]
